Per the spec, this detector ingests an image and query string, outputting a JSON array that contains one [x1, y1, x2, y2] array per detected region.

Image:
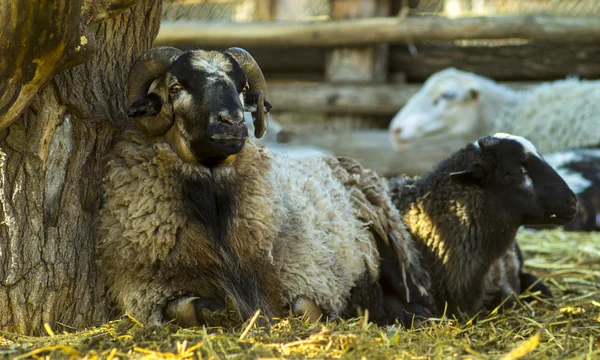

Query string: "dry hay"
[[1, 229, 598, 359]]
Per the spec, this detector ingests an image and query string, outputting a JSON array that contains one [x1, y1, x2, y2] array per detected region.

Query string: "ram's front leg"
[[165, 296, 226, 327], [292, 296, 324, 322]]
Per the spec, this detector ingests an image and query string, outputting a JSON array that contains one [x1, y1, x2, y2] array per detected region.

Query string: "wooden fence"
[[154, 0, 600, 176], [156, 15, 600, 46]]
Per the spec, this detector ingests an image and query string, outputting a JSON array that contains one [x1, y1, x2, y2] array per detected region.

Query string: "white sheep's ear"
[[450, 165, 487, 186], [466, 88, 479, 101]]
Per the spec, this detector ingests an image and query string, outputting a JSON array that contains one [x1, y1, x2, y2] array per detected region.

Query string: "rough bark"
[[0, 0, 162, 335], [0, 0, 88, 130]]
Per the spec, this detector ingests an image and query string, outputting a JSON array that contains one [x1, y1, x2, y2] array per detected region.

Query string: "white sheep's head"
[[126, 47, 272, 166], [388, 68, 483, 150]]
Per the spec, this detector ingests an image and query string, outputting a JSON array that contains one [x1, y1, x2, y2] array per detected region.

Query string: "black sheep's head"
[[450, 133, 578, 226]]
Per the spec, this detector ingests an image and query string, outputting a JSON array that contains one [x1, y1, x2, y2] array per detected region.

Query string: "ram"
[[389, 134, 577, 317], [97, 47, 433, 327], [388, 68, 600, 154]]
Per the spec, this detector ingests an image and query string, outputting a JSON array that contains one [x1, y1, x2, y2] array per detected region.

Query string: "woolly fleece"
[[97, 130, 428, 324]]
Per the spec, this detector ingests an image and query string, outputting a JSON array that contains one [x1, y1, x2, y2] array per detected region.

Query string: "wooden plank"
[[173, 46, 325, 81], [154, 43, 600, 83], [267, 82, 536, 115], [283, 129, 473, 177], [162, 43, 600, 83], [390, 43, 600, 82], [154, 15, 600, 47]]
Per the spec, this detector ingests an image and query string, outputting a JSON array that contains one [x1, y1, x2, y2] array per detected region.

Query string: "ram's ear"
[[449, 164, 487, 186], [127, 92, 163, 117], [248, 90, 270, 139], [223, 47, 270, 138]]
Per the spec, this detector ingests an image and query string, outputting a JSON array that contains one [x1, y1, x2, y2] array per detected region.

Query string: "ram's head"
[[127, 47, 272, 166]]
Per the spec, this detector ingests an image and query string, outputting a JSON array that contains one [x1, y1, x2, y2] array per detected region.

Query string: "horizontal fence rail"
[[268, 82, 535, 115], [155, 14, 600, 47]]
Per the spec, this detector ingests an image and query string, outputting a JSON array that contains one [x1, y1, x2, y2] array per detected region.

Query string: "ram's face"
[[127, 47, 271, 166], [166, 51, 249, 165]]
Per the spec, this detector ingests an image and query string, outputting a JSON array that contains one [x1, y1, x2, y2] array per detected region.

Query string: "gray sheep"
[[97, 46, 433, 327], [389, 133, 577, 317]]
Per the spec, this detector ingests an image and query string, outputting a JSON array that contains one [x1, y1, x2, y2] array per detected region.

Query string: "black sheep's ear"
[[127, 93, 163, 117], [450, 164, 487, 186]]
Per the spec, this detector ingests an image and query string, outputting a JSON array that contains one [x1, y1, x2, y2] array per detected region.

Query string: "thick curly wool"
[[267, 155, 379, 316], [97, 130, 280, 325], [323, 157, 431, 305], [481, 244, 520, 308], [495, 78, 600, 153], [98, 129, 426, 325], [388, 173, 520, 316]]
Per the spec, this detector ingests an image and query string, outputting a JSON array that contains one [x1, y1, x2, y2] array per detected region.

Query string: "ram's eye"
[[242, 83, 249, 93], [169, 84, 182, 94]]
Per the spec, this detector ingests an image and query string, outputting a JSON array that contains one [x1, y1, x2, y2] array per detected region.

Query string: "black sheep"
[[388, 133, 577, 317]]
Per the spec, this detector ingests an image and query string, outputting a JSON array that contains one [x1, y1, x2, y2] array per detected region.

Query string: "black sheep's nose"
[[566, 196, 578, 208], [219, 111, 243, 125]]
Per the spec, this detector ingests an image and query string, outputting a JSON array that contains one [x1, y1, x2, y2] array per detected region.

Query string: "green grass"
[[1, 229, 599, 359]]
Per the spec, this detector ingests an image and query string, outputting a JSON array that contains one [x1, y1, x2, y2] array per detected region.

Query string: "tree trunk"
[[0, 0, 161, 335]]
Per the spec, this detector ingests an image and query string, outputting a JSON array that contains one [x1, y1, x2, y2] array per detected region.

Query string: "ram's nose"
[[218, 110, 244, 125]]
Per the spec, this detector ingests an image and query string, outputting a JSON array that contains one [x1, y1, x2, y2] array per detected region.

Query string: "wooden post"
[[326, 0, 390, 83], [325, 0, 391, 130], [444, 0, 471, 17], [274, 0, 311, 21], [254, 0, 274, 21], [235, 0, 274, 22]]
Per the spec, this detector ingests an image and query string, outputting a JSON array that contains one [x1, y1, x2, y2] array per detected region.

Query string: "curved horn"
[[224, 47, 271, 138], [127, 46, 183, 136]]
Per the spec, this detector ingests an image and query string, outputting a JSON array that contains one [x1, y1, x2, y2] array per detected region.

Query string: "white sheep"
[[388, 68, 600, 154]]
